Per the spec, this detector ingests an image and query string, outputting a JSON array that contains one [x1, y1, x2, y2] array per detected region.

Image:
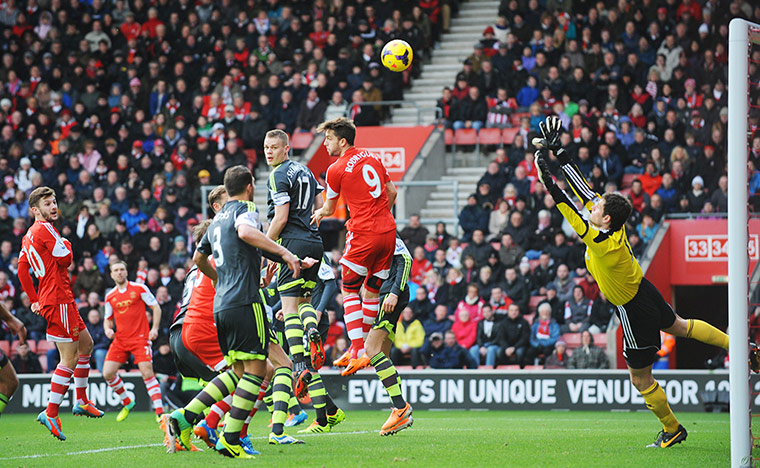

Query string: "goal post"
[[728, 17, 760, 468]]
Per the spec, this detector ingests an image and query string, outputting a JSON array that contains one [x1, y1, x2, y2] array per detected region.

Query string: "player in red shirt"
[[18, 187, 104, 441], [312, 118, 412, 436], [102, 260, 164, 422]]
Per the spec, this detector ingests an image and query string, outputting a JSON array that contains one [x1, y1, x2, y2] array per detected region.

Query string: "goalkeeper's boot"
[[168, 408, 194, 451], [647, 424, 688, 448], [308, 327, 325, 370], [750, 342, 760, 373], [333, 350, 352, 367], [326, 408, 346, 428], [194, 419, 219, 448], [72, 401, 104, 418], [37, 411, 66, 441], [379, 402, 413, 436], [294, 369, 312, 402], [115, 400, 136, 422], [216, 434, 254, 459], [285, 409, 308, 427], [268, 432, 305, 445], [239, 435, 261, 455], [298, 420, 331, 434], [341, 355, 371, 376]]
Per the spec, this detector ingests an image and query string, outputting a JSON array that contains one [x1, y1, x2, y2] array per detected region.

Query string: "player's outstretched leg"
[[71, 353, 103, 418], [216, 373, 263, 459], [370, 352, 413, 436], [298, 303, 325, 369], [629, 366, 686, 448], [170, 369, 239, 450], [195, 394, 232, 448], [105, 375, 136, 422], [268, 366, 304, 444]]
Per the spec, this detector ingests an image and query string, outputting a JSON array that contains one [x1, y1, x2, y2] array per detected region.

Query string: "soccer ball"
[[381, 39, 413, 72]]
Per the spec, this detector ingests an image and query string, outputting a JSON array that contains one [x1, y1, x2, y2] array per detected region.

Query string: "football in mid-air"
[[381, 39, 413, 72]]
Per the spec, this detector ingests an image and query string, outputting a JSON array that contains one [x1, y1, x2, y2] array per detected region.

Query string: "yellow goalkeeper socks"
[[641, 380, 680, 433], [687, 319, 729, 350]]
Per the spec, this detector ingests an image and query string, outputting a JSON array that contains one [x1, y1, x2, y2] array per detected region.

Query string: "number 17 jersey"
[[325, 147, 396, 234], [266, 160, 323, 241]]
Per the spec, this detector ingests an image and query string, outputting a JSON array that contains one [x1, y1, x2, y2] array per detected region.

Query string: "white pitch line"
[[0, 443, 164, 461]]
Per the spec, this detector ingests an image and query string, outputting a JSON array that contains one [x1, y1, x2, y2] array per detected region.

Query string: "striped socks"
[[185, 370, 239, 424], [370, 352, 405, 409], [47, 365, 73, 418], [206, 394, 232, 429], [143, 376, 164, 415], [298, 302, 319, 331], [284, 312, 305, 364], [361, 296, 380, 340], [223, 373, 263, 444], [106, 375, 133, 406], [240, 380, 268, 437], [308, 372, 329, 426], [343, 293, 364, 358], [74, 354, 91, 405], [271, 367, 293, 435]]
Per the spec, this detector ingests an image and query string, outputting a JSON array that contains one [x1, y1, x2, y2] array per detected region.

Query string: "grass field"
[[0, 410, 730, 467]]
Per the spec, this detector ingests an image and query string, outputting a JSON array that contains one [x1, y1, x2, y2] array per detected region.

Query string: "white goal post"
[[728, 17, 760, 468]]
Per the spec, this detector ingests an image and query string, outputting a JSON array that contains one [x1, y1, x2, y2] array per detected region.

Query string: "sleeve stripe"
[[562, 164, 597, 201], [326, 183, 339, 200]]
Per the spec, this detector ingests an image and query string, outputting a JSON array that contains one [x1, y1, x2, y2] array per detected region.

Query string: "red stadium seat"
[[454, 128, 479, 155], [478, 128, 502, 147], [291, 132, 314, 150], [39, 355, 48, 373], [561, 333, 582, 349], [523, 313, 535, 326], [510, 112, 530, 126], [502, 127, 520, 145], [0, 340, 9, 357], [444, 128, 454, 145], [243, 149, 257, 167], [593, 333, 608, 347], [26, 340, 37, 353], [523, 365, 543, 370], [529, 295, 546, 314], [36, 340, 55, 353], [621, 173, 638, 189]]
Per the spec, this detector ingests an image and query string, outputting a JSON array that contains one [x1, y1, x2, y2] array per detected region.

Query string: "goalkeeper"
[[532, 116, 737, 448]]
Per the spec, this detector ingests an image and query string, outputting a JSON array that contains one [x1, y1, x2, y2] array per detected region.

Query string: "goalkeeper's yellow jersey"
[[549, 162, 643, 306]]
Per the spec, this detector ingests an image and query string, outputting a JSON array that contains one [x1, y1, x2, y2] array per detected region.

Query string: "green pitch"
[[0, 410, 729, 467]]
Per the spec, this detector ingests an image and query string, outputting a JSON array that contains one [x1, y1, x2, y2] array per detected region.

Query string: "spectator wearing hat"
[[544, 340, 568, 368], [427, 330, 478, 369], [687, 175, 707, 212]]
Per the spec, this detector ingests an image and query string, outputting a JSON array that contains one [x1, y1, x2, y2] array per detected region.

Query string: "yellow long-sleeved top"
[[394, 319, 426, 349], [547, 161, 643, 306]]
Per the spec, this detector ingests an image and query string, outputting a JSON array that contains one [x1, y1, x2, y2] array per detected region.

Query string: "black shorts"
[[373, 289, 411, 341], [215, 302, 277, 363], [169, 325, 217, 383], [277, 238, 323, 297], [0, 348, 7, 369], [616, 277, 677, 369]]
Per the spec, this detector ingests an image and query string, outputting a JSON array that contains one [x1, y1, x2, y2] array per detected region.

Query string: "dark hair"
[[29, 186, 55, 208], [224, 165, 253, 197], [317, 117, 356, 145], [603, 192, 633, 232]]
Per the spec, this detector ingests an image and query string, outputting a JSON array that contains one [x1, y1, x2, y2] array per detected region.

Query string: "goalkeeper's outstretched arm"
[[556, 154, 601, 211]]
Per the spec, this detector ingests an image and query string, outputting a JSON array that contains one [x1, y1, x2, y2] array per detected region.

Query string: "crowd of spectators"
[[2, 0, 758, 374], [0, 0, 456, 372]]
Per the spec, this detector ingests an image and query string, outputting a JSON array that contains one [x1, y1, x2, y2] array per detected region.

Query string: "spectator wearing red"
[[410, 245, 432, 286], [120, 11, 141, 41], [451, 308, 478, 350]]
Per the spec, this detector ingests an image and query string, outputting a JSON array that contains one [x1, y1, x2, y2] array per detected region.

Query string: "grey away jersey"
[[198, 200, 264, 312], [266, 160, 323, 240]]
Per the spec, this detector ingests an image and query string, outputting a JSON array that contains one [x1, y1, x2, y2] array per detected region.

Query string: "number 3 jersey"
[[325, 147, 396, 234], [197, 200, 266, 312], [19, 220, 74, 306], [266, 159, 323, 241]]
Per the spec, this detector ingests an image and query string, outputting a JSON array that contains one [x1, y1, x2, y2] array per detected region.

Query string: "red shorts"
[[105, 338, 153, 364], [41, 302, 86, 342], [341, 230, 395, 280], [182, 320, 226, 372]]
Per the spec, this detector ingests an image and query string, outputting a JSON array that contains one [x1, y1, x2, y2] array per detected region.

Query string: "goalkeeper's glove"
[[532, 115, 570, 165], [534, 149, 554, 190]]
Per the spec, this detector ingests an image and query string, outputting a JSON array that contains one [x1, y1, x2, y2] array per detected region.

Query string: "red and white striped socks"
[[106, 375, 133, 407], [206, 394, 233, 429], [241, 380, 269, 437], [143, 376, 164, 415], [47, 365, 73, 418], [362, 296, 380, 340], [343, 293, 365, 358], [74, 354, 91, 405]]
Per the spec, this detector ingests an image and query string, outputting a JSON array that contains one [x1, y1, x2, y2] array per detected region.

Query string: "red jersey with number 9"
[[19, 221, 74, 306], [325, 147, 396, 234]]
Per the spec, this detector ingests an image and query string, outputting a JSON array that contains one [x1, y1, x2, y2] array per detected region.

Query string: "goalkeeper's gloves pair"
[[532, 115, 570, 165]]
